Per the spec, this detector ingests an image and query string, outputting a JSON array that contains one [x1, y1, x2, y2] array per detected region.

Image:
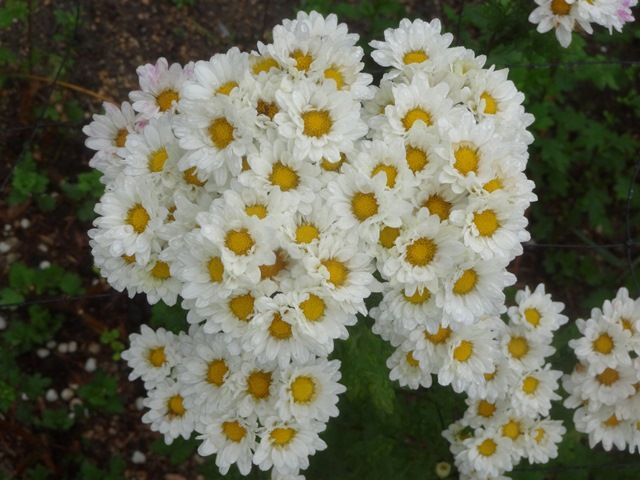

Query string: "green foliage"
[[150, 301, 188, 334], [78, 456, 125, 480], [8, 153, 52, 207], [151, 438, 199, 465], [0, 0, 27, 28], [77, 370, 124, 414], [100, 328, 125, 360], [61, 171, 104, 221], [2, 261, 84, 307]]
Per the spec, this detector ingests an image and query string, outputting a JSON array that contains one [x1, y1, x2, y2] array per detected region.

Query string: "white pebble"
[[46, 340, 56, 349], [36, 348, 50, 358], [69, 383, 79, 390], [88, 342, 101, 354], [45, 389, 58, 402], [37, 243, 49, 253], [131, 451, 146, 464], [0, 315, 6, 331], [19, 218, 30, 229], [135, 396, 145, 410], [3, 224, 11, 232], [84, 357, 97, 372], [68, 341, 78, 353], [69, 398, 83, 409], [0, 241, 10, 253], [39, 260, 51, 269], [57, 343, 69, 354], [61, 388, 74, 401]]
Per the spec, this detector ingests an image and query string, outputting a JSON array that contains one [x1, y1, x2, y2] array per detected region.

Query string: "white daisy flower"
[[310, 44, 373, 100], [130, 57, 193, 118], [141, 379, 195, 444], [351, 138, 417, 195], [91, 175, 167, 265], [90, 236, 145, 298], [230, 359, 280, 420], [281, 10, 358, 48], [579, 363, 637, 406], [374, 282, 443, 333], [508, 283, 568, 336], [457, 428, 514, 479], [387, 343, 433, 389], [465, 355, 520, 402], [569, 316, 632, 373], [277, 358, 345, 422], [121, 325, 179, 388], [502, 325, 555, 372], [574, 405, 632, 451], [511, 366, 562, 417], [528, 0, 593, 48], [83, 101, 137, 155], [275, 79, 367, 162], [253, 418, 327, 475], [197, 413, 258, 476], [137, 253, 182, 305], [524, 419, 566, 464]]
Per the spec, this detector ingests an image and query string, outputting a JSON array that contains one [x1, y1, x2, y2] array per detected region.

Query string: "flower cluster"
[[563, 287, 640, 453], [366, 18, 535, 394], [85, 10, 377, 478], [529, 0, 637, 47], [443, 284, 567, 479]]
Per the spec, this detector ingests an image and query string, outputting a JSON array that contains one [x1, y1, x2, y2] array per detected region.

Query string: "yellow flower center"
[[351, 192, 379, 221], [484, 369, 497, 381], [295, 223, 320, 244], [167, 395, 185, 417], [508, 336, 529, 359], [290, 376, 316, 403], [126, 204, 150, 234], [245, 203, 268, 219], [252, 56, 279, 75], [406, 237, 437, 267], [156, 89, 179, 112], [115, 128, 128, 148], [324, 67, 345, 89], [229, 293, 255, 322], [502, 420, 521, 440], [269, 162, 299, 191], [551, 0, 572, 15], [216, 81, 238, 96], [122, 254, 136, 264], [148, 147, 168, 173], [453, 269, 478, 295], [477, 439, 497, 457], [222, 421, 246, 442], [593, 333, 614, 354], [597, 367, 620, 386], [480, 91, 498, 114], [247, 370, 272, 399], [207, 359, 228, 386], [208, 256, 224, 283], [522, 376, 539, 394], [225, 228, 254, 256], [259, 249, 288, 280], [621, 318, 634, 332], [322, 259, 348, 287], [299, 294, 325, 322], [473, 210, 500, 237], [406, 351, 420, 367], [405, 146, 428, 173], [424, 195, 451, 221], [453, 340, 474, 362], [291, 49, 313, 71], [148, 347, 166, 367], [371, 163, 398, 188], [151, 261, 171, 280], [183, 167, 206, 186], [302, 109, 332, 137], [321, 153, 347, 172], [524, 308, 541, 327], [269, 313, 292, 340], [208, 117, 235, 150], [379, 226, 401, 249], [604, 414, 620, 427], [483, 178, 503, 192], [477, 400, 496, 418], [403, 288, 431, 305], [425, 326, 452, 344], [402, 107, 432, 130], [270, 427, 296, 446], [403, 49, 429, 64], [257, 99, 279, 119], [534, 427, 545, 444], [453, 146, 479, 175]]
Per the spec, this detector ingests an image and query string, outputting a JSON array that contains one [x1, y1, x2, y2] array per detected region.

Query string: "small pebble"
[[0, 242, 10, 253], [84, 357, 97, 372], [61, 388, 74, 401], [3, 224, 11, 232], [37, 243, 49, 253], [58, 343, 69, 354], [88, 342, 101, 354], [131, 451, 146, 464], [19, 218, 31, 229], [39, 260, 51, 269], [0, 315, 6, 331], [46, 340, 56, 349], [36, 348, 50, 358], [135, 397, 145, 410], [68, 341, 78, 353], [45, 389, 58, 402], [69, 398, 83, 409], [69, 383, 79, 390]]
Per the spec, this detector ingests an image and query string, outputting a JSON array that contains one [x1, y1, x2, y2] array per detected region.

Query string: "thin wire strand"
[[0, 292, 122, 310]]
